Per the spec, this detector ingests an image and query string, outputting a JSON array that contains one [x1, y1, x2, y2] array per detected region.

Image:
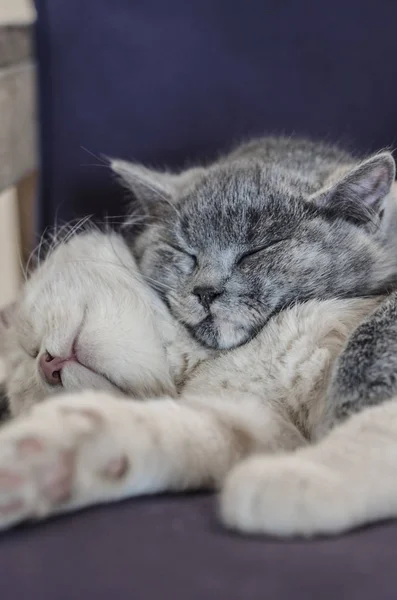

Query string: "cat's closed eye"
[[21, 346, 39, 359], [165, 243, 197, 274], [237, 239, 287, 265], [166, 243, 197, 263]]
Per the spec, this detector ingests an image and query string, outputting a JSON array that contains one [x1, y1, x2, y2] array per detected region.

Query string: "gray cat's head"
[[113, 151, 396, 350]]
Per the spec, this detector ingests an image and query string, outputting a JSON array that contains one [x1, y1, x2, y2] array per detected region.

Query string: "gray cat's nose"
[[193, 286, 223, 311]]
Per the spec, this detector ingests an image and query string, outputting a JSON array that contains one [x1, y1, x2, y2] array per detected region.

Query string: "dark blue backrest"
[[34, 0, 397, 230]]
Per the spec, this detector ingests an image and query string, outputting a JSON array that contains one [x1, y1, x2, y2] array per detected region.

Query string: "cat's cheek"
[[166, 293, 204, 326], [174, 255, 196, 276], [177, 263, 195, 276], [214, 324, 250, 350]]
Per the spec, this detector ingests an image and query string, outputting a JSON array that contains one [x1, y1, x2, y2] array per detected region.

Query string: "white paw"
[[0, 392, 131, 530], [220, 454, 353, 537]]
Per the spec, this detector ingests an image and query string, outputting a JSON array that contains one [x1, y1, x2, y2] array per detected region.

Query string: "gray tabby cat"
[[319, 289, 397, 434], [0, 137, 396, 536], [112, 135, 397, 438], [112, 137, 397, 351], [0, 230, 388, 536]]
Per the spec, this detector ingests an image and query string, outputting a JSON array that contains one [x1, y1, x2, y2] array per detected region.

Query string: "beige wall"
[[0, 188, 21, 307], [0, 0, 35, 310], [0, 0, 35, 25], [0, 174, 36, 310]]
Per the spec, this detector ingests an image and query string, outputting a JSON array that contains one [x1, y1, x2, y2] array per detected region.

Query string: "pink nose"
[[39, 352, 65, 385]]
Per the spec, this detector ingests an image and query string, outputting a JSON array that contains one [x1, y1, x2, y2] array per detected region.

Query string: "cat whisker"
[[80, 146, 109, 166], [25, 226, 50, 276], [62, 215, 94, 245], [142, 274, 177, 294], [122, 213, 157, 228]]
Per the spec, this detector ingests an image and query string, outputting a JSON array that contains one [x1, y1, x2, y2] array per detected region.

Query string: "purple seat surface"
[[1, 493, 397, 600], [14, 0, 397, 596]]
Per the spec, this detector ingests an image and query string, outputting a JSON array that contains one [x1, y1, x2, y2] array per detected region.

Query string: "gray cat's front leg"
[[318, 291, 397, 437]]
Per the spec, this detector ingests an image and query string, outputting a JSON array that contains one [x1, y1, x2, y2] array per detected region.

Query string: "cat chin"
[[214, 321, 253, 350], [185, 315, 252, 350], [166, 292, 262, 349], [165, 292, 257, 349]]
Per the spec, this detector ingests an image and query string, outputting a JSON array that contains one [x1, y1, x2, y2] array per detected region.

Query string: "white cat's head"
[[0, 231, 176, 417]]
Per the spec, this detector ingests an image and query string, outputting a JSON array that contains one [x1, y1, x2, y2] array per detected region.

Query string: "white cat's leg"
[[0, 390, 304, 530], [220, 398, 397, 537]]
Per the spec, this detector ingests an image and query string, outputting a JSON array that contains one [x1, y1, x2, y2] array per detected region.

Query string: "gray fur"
[[112, 137, 397, 350], [318, 292, 397, 436]]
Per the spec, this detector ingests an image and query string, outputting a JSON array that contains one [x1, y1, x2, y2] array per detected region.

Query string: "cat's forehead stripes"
[[112, 136, 396, 350]]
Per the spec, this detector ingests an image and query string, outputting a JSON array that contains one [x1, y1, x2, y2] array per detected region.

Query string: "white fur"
[[0, 231, 393, 537], [2, 232, 187, 414]]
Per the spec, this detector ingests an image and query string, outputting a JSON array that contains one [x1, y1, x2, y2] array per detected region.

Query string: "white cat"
[[0, 230, 394, 537]]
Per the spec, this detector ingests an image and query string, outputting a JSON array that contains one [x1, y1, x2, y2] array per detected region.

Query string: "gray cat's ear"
[[110, 159, 204, 209], [111, 160, 176, 205], [313, 153, 395, 226]]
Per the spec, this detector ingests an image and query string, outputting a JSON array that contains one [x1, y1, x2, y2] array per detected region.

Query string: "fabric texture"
[[1, 494, 397, 600]]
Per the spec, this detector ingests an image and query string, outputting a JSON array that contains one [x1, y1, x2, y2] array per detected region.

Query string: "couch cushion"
[[0, 494, 396, 599]]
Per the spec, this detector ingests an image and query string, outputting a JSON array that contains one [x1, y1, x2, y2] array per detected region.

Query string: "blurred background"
[[2, 0, 397, 313], [0, 0, 35, 310]]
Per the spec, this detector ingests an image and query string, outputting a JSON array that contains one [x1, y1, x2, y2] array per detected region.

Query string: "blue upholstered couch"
[[2, 1, 397, 598]]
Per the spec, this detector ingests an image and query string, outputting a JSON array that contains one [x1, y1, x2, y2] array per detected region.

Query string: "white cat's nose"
[[39, 352, 64, 385]]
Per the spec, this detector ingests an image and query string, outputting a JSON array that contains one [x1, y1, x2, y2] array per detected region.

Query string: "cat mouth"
[[79, 362, 125, 393], [58, 354, 125, 394], [183, 315, 219, 348], [50, 333, 126, 395], [183, 312, 256, 350]]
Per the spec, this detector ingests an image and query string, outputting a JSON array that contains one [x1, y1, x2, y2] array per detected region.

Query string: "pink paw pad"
[[102, 455, 129, 480], [17, 437, 45, 456], [41, 450, 75, 503]]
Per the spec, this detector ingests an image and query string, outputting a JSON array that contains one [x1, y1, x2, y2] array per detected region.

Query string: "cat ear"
[[312, 153, 395, 227], [110, 160, 204, 209], [111, 160, 176, 205]]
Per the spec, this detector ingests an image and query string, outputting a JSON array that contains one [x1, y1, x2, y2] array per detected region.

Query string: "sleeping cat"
[[0, 136, 397, 537], [0, 229, 395, 537], [112, 137, 397, 349]]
